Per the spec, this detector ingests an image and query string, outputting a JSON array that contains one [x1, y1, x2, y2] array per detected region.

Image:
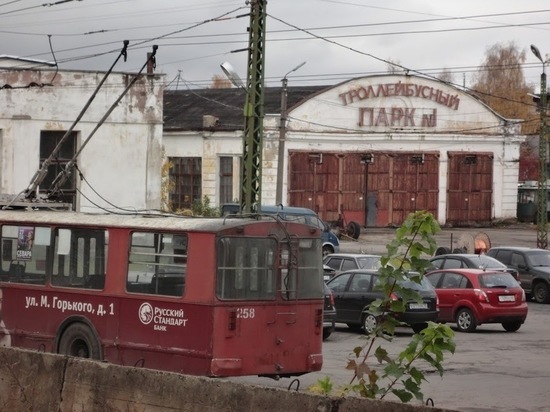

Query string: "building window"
[[219, 157, 233, 204], [169, 157, 202, 210], [40, 131, 77, 209]]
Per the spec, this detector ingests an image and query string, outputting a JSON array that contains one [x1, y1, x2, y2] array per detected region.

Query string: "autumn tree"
[[436, 67, 454, 84], [386, 58, 403, 74], [471, 42, 537, 135], [210, 74, 232, 89]]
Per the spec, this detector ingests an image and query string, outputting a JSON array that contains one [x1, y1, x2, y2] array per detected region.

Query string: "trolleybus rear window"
[[216, 237, 323, 300], [217, 237, 276, 300]]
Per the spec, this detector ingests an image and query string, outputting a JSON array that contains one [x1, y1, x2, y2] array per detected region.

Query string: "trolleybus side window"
[[51, 228, 108, 290], [216, 237, 276, 300], [127, 232, 187, 297], [0, 225, 50, 285]]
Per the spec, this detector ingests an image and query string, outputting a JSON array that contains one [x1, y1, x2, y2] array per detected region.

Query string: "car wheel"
[[502, 321, 522, 332], [435, 246, 451, 256], [322, 327, 332, 340], [455, 308, 477, 332], [346, 221, 361, 240], [322, 245, 334, 257], [533, 282, 550, 303], [362, 313, 377, 334], [411, 322, 428, 334]]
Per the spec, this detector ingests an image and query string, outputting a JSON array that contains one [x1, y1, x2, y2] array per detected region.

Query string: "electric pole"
[[240, 0, 267, 214], [531, 44, 549, 249]]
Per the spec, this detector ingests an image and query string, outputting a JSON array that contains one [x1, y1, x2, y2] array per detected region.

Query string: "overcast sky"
[[1, 0, 550, 91]]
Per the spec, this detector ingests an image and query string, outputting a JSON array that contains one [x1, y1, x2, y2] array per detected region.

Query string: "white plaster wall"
[[0, 69, 164, 212], [160, 74, 525, 224], [289, 74, 506, 134], [163, 130, 243, 205]]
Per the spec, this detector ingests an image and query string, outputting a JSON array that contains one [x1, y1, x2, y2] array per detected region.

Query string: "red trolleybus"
[[0, 210, 324, 378]]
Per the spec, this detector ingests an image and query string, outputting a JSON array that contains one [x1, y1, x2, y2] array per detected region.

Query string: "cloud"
[[1, 0, 549, 89]]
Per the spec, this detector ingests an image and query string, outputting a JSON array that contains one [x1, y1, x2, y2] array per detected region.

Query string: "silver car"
[[323, 253, 381, 281]]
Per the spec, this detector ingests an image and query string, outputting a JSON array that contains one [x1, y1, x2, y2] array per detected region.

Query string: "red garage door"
[[288, 151, 439, 227], [446, 152, 493, 226]]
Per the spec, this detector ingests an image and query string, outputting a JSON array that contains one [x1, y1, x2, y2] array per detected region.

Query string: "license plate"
[[409, 303, 428, 309], [499, 295, 515, 302]]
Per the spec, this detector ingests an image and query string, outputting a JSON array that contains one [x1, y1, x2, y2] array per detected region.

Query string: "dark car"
[[487, 246, 550, 303], [426, 268, 528, 332], [429, 254, 519, 281], [221, 203, 340, 256], [325, 269, 438, 334], [323, 283, 337, 340]]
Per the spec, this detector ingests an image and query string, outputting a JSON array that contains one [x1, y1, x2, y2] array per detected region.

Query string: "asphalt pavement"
[[339, 223, 540, 255]]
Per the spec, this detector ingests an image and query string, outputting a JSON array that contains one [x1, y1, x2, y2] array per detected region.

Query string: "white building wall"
[[163, 130, 243, 206], [163, 74, 525, 225], [0, 68, 164, 212]]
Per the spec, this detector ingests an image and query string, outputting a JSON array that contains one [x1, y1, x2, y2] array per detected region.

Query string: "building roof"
[[163, 85, 327, 131], [0, 55, 55, 69]]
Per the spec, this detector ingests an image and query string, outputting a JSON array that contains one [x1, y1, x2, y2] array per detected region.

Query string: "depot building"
[[163, 74, 524, 227]]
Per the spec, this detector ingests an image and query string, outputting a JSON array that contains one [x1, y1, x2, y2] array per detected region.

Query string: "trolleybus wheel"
[[58, 323, 102, 360]]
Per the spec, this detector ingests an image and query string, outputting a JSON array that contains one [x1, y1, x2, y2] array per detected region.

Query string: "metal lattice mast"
[[537, 70, 548, 249], [240, 0, 267, 214]]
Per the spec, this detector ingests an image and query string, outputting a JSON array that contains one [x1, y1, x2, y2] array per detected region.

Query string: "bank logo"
[[139, 302, 153, 325]]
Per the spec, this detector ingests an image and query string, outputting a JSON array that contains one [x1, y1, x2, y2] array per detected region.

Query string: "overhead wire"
[[0, 0, 25, 8], [266, 13, 541, 112], [0, 0, 82, 17], [1, 2, 545, 124], [3, 5, 550, 74]]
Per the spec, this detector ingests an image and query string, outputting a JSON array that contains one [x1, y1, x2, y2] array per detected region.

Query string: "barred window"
[[219, 156, 233, 204], [169, 157, 202, 210]]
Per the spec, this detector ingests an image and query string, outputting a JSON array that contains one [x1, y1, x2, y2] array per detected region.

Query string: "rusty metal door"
[[447, 152, 493, 226], [368, 153, 439, 226], [288, 152, 339, 222], [289, 151, 439, 227]]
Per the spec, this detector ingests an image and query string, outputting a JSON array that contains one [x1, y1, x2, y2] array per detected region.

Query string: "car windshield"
[[527, 251, 550, 267], [375, 274, 434, 291], [475, 255, 506, 268], [398, 276, 434, 291], [357, 256, 381, 270], [479, 273, 519, 288]]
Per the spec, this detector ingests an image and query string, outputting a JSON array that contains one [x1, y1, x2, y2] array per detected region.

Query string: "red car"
[[426, 269, 528, 333]]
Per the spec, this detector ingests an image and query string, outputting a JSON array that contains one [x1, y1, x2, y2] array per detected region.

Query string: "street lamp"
[[275, 61, 306, 205], [531, 44, 549, 249], [220, 61, 245, 89]]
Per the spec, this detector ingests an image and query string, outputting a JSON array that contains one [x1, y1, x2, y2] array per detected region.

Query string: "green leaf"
[[344, 211, 453, 403], [392, 389, 414, 403]]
